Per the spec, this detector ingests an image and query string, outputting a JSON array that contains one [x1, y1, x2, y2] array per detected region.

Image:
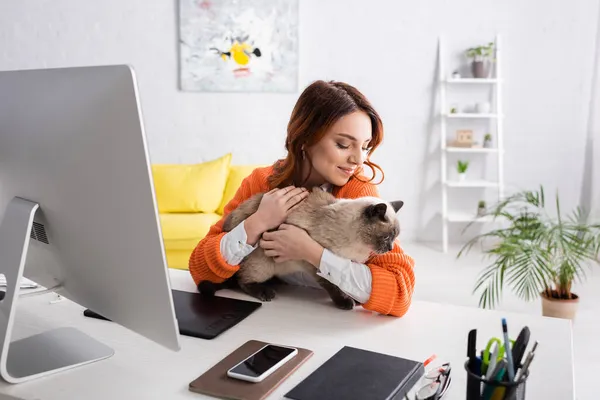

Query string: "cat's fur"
[[198, 187, 404, 310]]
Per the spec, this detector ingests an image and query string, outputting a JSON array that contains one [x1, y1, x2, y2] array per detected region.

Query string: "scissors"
[[482, 326, 530, 378], [482, 337, 515, 377]]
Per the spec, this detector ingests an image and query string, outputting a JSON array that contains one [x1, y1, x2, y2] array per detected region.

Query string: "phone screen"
[[230, 345, 296, 378]]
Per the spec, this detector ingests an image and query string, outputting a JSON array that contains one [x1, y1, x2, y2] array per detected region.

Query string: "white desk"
[[0, 269, 575, 400]]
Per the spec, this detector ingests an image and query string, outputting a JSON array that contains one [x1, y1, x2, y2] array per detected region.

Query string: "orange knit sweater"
[[188, 165, 416, 317]]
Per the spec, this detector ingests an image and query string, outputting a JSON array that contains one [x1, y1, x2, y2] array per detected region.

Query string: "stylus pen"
[[515, 341, 538, 381], [501, 318, 515, 381]]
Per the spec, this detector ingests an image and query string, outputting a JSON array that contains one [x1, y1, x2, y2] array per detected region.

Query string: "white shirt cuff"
[[317, 249, 372, 304], [219, 220, 258, 266]]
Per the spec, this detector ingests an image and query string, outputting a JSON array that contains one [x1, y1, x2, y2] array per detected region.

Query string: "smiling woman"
[[268, 80, 385, 190], [189, 80, 416, 317]]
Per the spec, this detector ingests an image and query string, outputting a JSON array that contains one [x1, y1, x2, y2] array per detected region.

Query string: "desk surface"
[[0, 269, 575, 400]]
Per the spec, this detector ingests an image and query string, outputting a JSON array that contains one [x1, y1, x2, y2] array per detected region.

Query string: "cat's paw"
[[256, 286, 276, 302], [332, 293, 355, 310], [240, 283, 277, 302], [197, 281, 217, 297]]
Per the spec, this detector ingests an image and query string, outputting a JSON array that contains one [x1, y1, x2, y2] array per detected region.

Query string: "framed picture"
[[179, 0, 299, 92]]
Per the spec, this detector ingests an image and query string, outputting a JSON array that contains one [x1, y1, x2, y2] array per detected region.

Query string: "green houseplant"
[[457, 160, 469, 181], [483, 133, 492, 148], [477, 200, 486, 217], [458, 186, 600, 319], [466, 42, 494, 78]]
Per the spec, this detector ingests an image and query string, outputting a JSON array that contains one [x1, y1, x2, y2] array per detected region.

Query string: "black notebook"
[[285, 346, 424, 400], [83, 289, 262, 340]]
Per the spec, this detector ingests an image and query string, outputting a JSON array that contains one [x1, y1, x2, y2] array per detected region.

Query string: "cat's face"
[[331, 196, 404, 254], [358, 198, 403, 254]]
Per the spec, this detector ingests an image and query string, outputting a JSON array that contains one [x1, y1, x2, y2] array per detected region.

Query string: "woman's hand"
[[260, 224, 324, 266], [245, 186, 308, 245]]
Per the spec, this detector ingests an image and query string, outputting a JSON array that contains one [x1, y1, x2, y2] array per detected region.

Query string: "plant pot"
[[541, 291, 579, 320], [471, 61, 488, 78], [477, 207, 486, 217], [458, 173, 466, 182], [483, 139, 492, 148]]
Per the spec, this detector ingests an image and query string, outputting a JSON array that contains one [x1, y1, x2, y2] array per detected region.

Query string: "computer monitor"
[[0, 65, 180, 383]]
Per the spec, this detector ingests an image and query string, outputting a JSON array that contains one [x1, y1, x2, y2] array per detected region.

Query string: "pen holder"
[[464, 360, 529, 400]]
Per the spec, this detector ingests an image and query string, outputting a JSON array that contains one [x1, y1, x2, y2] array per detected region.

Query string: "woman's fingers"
[[261, 231, 275, 240], [286, 191, 308, 210], [264, 250, 278, 258], [282, 187, 306, 202], [274, 186, 295, 197], [287, 199, 305, 212], [259, 238, 276, 250]]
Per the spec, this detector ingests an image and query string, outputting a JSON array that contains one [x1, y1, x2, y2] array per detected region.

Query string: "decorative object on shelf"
[[449, 130, 474, 148], [449, 104, 458, 114], [178, 0, 299, 92], [466, 42, 495, 78], [475, 101, 491, 114], [483, 133, 492, 148], [452, 71, 461, 79], [476, 200, 486, 217], [457, 186, 600, 320], [457, 160, 469, 181]]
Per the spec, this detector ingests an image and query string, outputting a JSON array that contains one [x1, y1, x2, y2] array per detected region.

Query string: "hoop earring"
[[302, 150, 306, 160]]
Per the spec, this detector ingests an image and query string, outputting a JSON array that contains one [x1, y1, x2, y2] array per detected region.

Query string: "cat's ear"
[[365, 203, 388, 221], [390, 200, 404, 213]]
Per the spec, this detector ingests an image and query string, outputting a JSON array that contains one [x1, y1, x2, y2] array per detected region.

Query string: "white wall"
[[1, 0, 598, 245]]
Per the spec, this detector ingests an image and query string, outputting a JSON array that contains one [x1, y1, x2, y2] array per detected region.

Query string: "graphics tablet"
[[84, 289, 262, 339]]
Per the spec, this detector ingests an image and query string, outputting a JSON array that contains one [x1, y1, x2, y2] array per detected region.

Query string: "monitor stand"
[[0, 197, 114, 383]]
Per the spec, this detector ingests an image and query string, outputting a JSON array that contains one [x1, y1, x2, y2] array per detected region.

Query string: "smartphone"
[[226, 344, 298, 383]]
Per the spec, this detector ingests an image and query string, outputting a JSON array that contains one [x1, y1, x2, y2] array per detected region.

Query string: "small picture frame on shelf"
[[449, 129, 474, 148]]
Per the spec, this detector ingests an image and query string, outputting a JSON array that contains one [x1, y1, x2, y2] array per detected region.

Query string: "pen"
[[515, 341, 538, 381], [501, 318, 515, 381], [482, 360, 506, 400], [516, 352, 535, 382], [424, 354, 437, 367]]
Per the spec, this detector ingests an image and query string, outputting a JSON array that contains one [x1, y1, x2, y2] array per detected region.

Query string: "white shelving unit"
[[444, 113, 500, 119], [438, 35, 505, 253]]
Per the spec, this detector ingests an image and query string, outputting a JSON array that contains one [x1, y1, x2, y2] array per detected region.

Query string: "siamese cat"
[[198, 188, 404, 310]]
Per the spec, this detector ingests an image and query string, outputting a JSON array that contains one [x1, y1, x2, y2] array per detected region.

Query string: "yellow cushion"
[[159, 212, 222, 250], [164, 249, 195, 270], [217, 165, 264, 215], [152, 153, 232, 213]]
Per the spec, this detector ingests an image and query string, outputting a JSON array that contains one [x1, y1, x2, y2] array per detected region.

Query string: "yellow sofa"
[[151, 153, 263, 270]]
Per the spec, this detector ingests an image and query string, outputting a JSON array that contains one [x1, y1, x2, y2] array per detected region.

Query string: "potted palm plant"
[[457, 186, 600, 320]]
